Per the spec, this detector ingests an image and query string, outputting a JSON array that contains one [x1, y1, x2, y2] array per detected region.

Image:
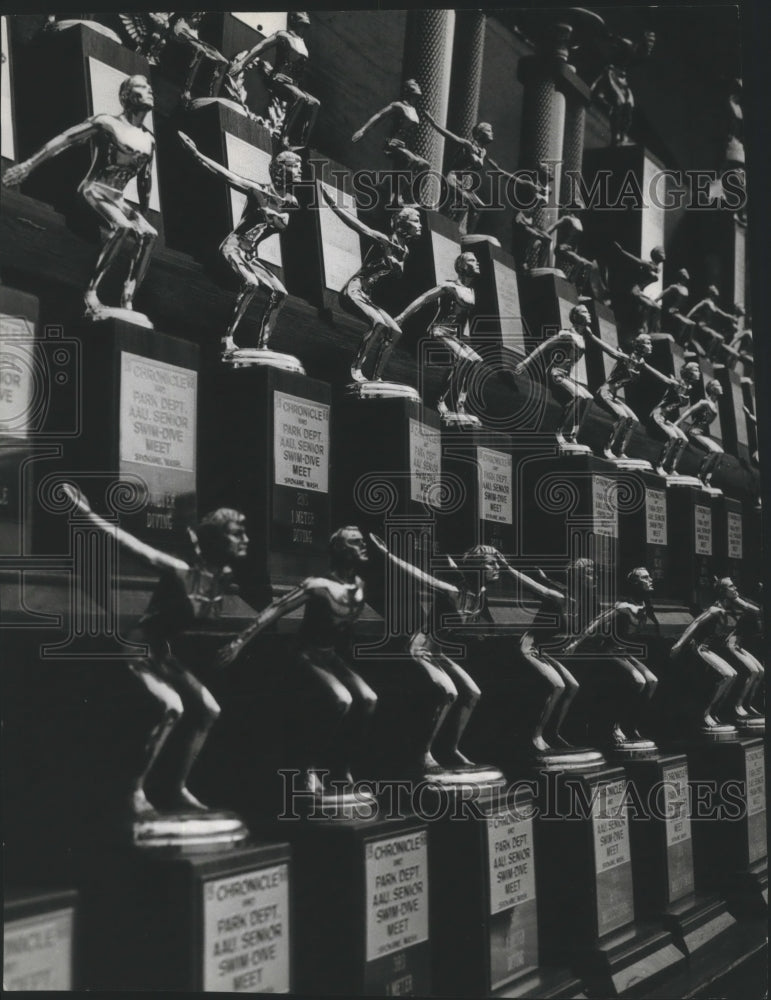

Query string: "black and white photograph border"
[[0, 3, 768, 997]]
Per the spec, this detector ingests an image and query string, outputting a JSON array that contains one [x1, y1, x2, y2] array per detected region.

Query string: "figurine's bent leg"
[[255, 268, 288, 349], [395, 149, 431, 205], [127, 659, 184, 815], [182, 50, 205, 104], [596, 390, 629, 458], [542, 652, 579, 747], [691, 434, 723, 485], [295, 650, 357, 787], [431, 654, 481, 767], [81, 185, 135, 314], [327, 654, 377, 785], [149, 658, 221, 811], [619, 404, 640, 457], [408, 635, 458, 772], [724, 646, 763, 717], [121, 211, 158, 311], [622, 655, 657, 738], [372, 313, 404, 381], [221, 243, 268, 354], [698, 647, 737, 726], [519, 646, 566, 752]]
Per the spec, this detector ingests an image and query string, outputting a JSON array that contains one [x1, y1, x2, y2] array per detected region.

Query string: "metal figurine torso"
[[699, 604, 734, 651], [80, 115, 154, 194], [298, 575, 366, 649], [605, 353, 644, 396], [550, 329, 586, 378], [690, 399, 718, 434], [660, 282, 688, 314], [387, 101, 420, 149], [554, 215, 583, 250], [230, 185, 297, 251], [448, 138, 486, 176], [430, 281, 475, 340], [349, 236, 409, 296], [657, 379, 690, 420], [138, 565, 230, 648], [271, 30, 309, 81]]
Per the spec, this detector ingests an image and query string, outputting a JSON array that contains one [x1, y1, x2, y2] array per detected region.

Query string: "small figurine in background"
[[351, 79, 429, 206], [512, 210, 553, 272], [590, 333, 674, 466], [227, 11, 319, 149], [395, 251, 482, 426], [514, 303, 594, 455], [2, 75, 157, 328], [686, 285, 738, 360], [565, 567, 660, 754], [675, 377, 725, 491], [591, 29, 656, 146], [654, 267, 695, 339], [45, 14, 123, 44], [118, 12, 173, 65], [60, 484, 250, 842], [610, 241, 665, 336], [547, 210, 594, 293], [179, 132, 302, 368], [649, 360, 702, 479], [320, 186, 422, 396], [216, 527, 377, 798]]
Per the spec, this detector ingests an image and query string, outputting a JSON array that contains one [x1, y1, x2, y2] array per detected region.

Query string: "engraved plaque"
[[592, 779, 634, 937], [486, 810, 538, 989], [3, 907, 74, 991], [592, 475, 619, 538], [431, 230, 460, 283], [0, 313, 36, 439], [365, 830, 429, 963], [231, 12, 288, 34], [85, 58, 161, 212], [492, 259, 524, 354], [646, 488, 667, 545], [694, 504, 712, 556], [745, 746, 766, 865], [727, 510, 743, 560], [224, 133, 282, 268], [1, 17, 13, 161], [318, 181, 362, 293], [409, 418, 441, 504], [202, 864, 290, 993], [273, 391, 329, 494], [662, 762, 695, 903], [478, 447, 512, 525]]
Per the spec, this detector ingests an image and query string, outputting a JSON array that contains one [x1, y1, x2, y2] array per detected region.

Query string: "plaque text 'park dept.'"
[[478, 447, 513, 525], [662, 762, 695, 903], [119, 352, 197, 473], [365, 829, 429, 963], [0, 313, 35, 438], [694, 504, 713, 556], [409, 419, 441, 505], [745, 746, 767, 865], [273, 391, 330, 494], [3, 907, 74, 991], [592, 779, 634, 937], [727, 510, 743, 560], [202, 864, 290, 993], [645, 488, 667, 546]]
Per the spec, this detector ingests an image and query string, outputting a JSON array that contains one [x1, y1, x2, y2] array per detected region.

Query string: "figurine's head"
[[472, 122, 494, 146], [676, 268, 690, 284], [329, 526, 368, 570], [716, 576, 740, 605], [680, 361, 701, 384], [288, 11, 310, 34], [706, 378, 723, 398], [569, 304, 591, 329], [270, 150, 302, 188], [392, 206, 422, 240], [639, 30, 656, 57], [119, 74, 154, 112], [628, 566, 654, 594], [568, 557, 595, 585], [455, 251, 480, 280], [631, 333, 653, 358], [650, 245, 665, 265], [459, 545, 500, 583], [707, 284, 720, 301], [403, 78, 422, 101], [196, 508, 249, 565]]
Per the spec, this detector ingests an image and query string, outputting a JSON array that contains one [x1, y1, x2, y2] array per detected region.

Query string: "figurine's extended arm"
[[320, 186, 391, 245], [2, 119, 99, 187], [497, 555, 566, 604], [352, 103, 398, 142], [674, 399, 709, 429], [178, 132, 263, 196], [60, 483, 188, 573], [585, 330, 627, 362], [642, 362, 678, 387], [486, 155, 518, 181], [670, 606, 720, 658], [613, 241, 644, 268], [423, 110, 468, 148], [395, 284, 448, 326], [214, 582, 313, 667], [513, 331, 567, 375], [370, 533, 460, 600], [743, 405, 757, 424], [563, 604, 632, 653], [226, 31, 280, 76]]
